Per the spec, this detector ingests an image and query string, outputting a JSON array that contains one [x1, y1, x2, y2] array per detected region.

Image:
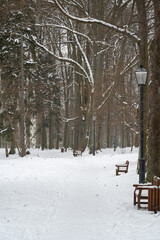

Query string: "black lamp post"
[[135, 64, 147, 184], [93, 114, 96, 156]]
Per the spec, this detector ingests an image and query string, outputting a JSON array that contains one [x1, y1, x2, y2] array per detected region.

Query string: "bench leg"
[[137, 189, 142, 209], [138, 197, 140, 209], [134, 191, 136, 205], [116, 169, 119, 176]]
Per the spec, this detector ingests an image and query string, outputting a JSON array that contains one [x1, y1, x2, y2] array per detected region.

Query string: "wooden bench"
[[148, 186, 160, 212], [73, 150, 82, 157], [133, 184, 150, 209], [133, 176, 160, 210], [115, 160, 129, 176], [61, 148, 67, 153]]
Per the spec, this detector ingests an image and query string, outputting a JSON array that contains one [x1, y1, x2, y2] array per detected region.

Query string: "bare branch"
[[124, 121, 138, 135], [61, 116, 79, 123], [51, 0, 141, 43], [30, 35, 93, 84], [69, 20, 94, 84], [35, 23, 93, 44], [97, 81, 116, 111], [120, 55, 139, 75]]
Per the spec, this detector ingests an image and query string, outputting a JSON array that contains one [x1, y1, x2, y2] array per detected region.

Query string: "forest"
[[0, 0, 160, 180]]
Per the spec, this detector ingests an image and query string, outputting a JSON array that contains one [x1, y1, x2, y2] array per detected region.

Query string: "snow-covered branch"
[[102, 82, 115, 99], [97, 81, 116, 111], [120, 55, 139, 75], [35, 24, 93, 44], [51, 0, 141, 43], [124, 121, 138, 135], [69, 20, 94, 85], [62, 81, 78, 91], [61, 116, 79, 123], [31, 36, 92, 84]]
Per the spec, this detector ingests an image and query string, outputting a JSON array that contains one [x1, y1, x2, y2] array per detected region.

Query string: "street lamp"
[[135, 64, 147, 183], [93, 114, 96, 156]]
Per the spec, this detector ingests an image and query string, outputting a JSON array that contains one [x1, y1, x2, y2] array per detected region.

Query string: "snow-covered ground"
[[0, 147, 159, 240]]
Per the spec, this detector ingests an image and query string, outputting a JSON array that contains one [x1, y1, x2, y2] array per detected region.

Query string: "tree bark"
[[19, 32, 25, 157], [147, 1, 160, 180], [135, 0, 148, 161]]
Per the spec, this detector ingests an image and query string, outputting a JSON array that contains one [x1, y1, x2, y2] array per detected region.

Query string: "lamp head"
[[135, 65, 147, 86], [93, 113, 96, 121]]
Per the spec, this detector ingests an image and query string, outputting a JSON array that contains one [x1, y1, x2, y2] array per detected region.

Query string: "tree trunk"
[[9, 136, 15, 154], [49, 112, 53, 149], [106, 105, 111, 148], [41, 113, 47, 150], [19, 32, 25, 157], [147, 1, 160, 180], [5, 141, 9, 157], [135, 0, 148, 160], [36, 113, 41, 148]]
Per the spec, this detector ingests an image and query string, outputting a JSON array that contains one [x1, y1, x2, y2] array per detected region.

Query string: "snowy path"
[[0, 148, 160, 240]]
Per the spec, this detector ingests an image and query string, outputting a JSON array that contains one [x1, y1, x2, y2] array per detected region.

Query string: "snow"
[[0, 147, 160, 240]]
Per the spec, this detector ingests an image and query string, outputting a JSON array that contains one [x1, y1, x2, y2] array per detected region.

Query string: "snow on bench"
[[73, 150, 82, 157], [133, 176, 160, 211], [115, 160, 129, 176]]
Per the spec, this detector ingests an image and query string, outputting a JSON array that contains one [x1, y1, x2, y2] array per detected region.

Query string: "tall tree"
[[147, 0, 160, 180]]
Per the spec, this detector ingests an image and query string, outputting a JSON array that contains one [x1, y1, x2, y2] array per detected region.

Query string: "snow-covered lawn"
[[0, 148, 159, 240]]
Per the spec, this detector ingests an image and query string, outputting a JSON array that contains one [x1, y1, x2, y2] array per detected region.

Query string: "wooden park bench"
[[133, 176, 160, 211], [73, 150, 82, 157], [148, 185, 160, 212], [115, 160, 129, 176], [61, 148, 64, 153]]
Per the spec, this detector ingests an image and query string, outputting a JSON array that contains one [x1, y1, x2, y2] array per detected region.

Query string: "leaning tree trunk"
[[147, 1, 160, 181]]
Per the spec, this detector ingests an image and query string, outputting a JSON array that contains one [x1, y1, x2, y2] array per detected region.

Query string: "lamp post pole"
[[135, 64, 147, 184], [139, 84, 145, 183]]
